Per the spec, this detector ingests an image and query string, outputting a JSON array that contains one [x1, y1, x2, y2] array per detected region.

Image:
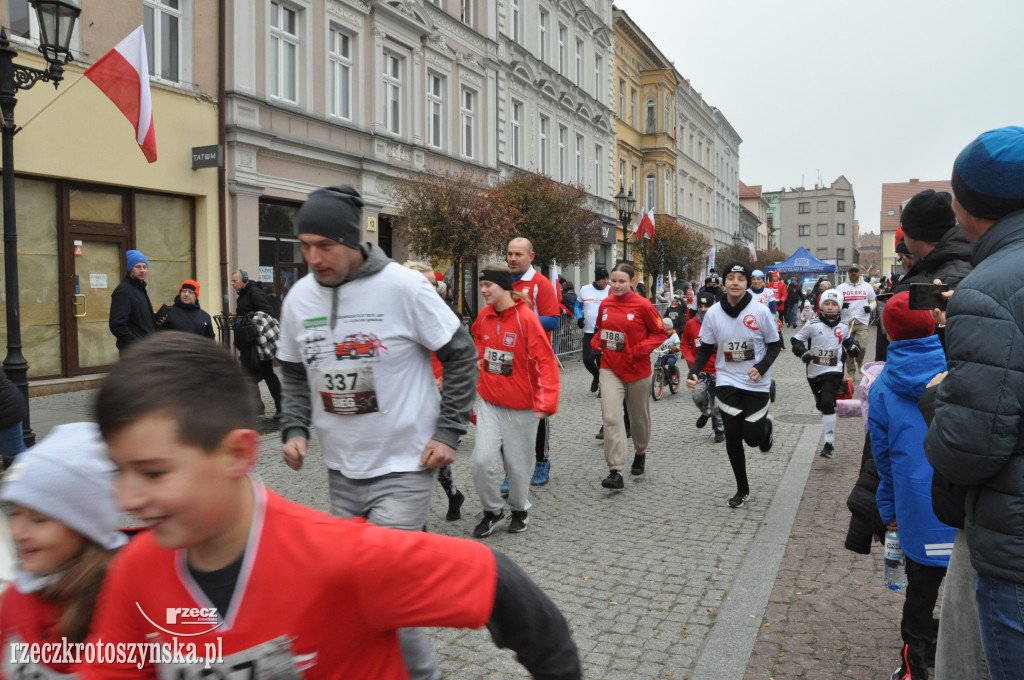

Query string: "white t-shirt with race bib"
[[835, 281, 876, 326], [277, 265, 460, 478], [792, 318, 851, 378], [697, 299, 779, 392]]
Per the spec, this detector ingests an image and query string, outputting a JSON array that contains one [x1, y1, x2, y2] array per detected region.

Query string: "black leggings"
[[715, 385, 771, 495], [807, 373, 843, 415]]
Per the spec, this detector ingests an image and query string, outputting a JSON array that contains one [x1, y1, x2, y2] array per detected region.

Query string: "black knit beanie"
[[296, 185, 364, 250], [900, 189, 956, 242]]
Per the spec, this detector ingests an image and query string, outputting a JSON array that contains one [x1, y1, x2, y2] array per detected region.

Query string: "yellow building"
[[0, 0, 220, 389], [612, 9, 677, 271]]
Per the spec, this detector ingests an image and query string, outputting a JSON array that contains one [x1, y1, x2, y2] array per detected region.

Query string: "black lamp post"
[[614, 183, 636, 263], [1, 0, 81, 448]]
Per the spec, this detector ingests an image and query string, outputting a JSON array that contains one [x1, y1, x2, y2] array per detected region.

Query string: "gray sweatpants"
[[328, 468, 440, 680], [472, 398, 539, 514]]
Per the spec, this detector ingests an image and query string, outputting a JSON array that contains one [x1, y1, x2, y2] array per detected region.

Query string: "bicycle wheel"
[[651, 367, 664, 400], [668, 372, 679, 394]]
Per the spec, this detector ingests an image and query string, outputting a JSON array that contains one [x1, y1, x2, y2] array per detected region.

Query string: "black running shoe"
[[728, 492, 749, 508], [590, 376, 600, 393], [714, 430, 726, 444], [446, 490, 465, 521], [696, 413, 710, 429], [819, 442, 835, 459], [601, 470, 624, 489], [472, 510, 505, 538], [759, 416, 775, 452], [508, 511, 529, 534], [630, 453, 646, 476], [595, 426, 604, 440]]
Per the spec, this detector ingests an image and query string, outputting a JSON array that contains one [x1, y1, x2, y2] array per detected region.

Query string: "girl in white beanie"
[[0, 422, 127, 677]]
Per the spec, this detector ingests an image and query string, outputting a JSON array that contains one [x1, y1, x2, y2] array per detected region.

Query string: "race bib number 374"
[[316, 367, 378, 415], [723, 338, 754, 362]]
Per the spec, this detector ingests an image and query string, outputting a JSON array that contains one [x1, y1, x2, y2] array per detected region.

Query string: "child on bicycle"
[[656, 318, 681, 384]]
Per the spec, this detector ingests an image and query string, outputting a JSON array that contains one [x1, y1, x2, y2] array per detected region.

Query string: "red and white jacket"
[[680, 315, 717, 375], [591, 291, 668, 382], [471, 299, 560, 415]]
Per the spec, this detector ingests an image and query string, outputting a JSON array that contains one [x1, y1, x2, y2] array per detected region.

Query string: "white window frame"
[[646, 173, 656, 212], [558, 125, 568, 181], [510, 99, 523, 166], [575, 133, 584, 184], [382, 50, 403, 135], [269, 0, 300, 103], [539, 115, 549, 174], [594, 54, 602, 98], [144, 0, 183, 83], [618, 79, 625, 118], [594, 144, 602, 192], [461, 0, 473, 26], [558, 24, 567, 74], [427, 72, 444, 149], [575, 38, 583, 85], [461, 87, 476, 159], [645, 99, 655, 133], [618, 159, 625, 189], [665, 171, 671, 214], [539, 8, 548, 62], [511, 0, 521, 42], [328, 26, 353, 121], [837, 222, 846, 235]]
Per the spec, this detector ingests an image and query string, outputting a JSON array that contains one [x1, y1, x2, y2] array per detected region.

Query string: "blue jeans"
[[976, 572, 1024, 680], [0, 422, 26, 464]]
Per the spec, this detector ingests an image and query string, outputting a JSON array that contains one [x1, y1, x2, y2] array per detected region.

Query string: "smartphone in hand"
[[908, 283, 950, 311]]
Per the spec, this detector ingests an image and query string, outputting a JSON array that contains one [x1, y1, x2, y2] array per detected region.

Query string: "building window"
[[689, 133, 693, 156], [558, 24, 567, 74], [664, 95, 671, 134], [665, 170, 671, 214], [837, 247, 846, 261], [558, 125, 567, 181], [887, 209, 896, 216], [539, 116, 549, 174], [817, 223, 828, 236], [382, 51, 402, 135], [618, 79, 624, 118], [575, 38, 583, 85], [798, 201, 810, 214], [575, 133, 584, 183], [645, 100, 655, 133], [646, 173, 656, 211], [698, 141, 703, 166], [618, 159, 625, 189], [539, 8, 548, 62], [426, 0, 440, 5], [461, 0, 473, 26], [631, 166, 638, 201], [594, 144, 602, 192], [461, 88, 475, 159], [269, 1, 299, 102], [510, 100, 522, 166], [817, 247, 828, 259], [594, 55, 602, 97], [817, 200, 828, 213], [837, 200, 846, 212], [427, 73, 444, 149], [798, 224, 810, 237], [630, 89, 636, 127], [511, 0, 521, 42], [837, 222, 845, 235], [144, 0, 181, 82], [328, 27, 352, 120]]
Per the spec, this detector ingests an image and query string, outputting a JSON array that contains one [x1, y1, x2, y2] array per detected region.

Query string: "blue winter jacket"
[[869, 334, 956, 567]]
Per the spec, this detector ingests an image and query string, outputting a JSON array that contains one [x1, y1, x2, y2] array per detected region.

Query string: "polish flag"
[[638, 208, 655, 243], [85, 26, 157, 163]]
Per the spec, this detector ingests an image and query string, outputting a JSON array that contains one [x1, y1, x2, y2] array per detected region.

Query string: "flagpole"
[[11, 73, 86, 132]]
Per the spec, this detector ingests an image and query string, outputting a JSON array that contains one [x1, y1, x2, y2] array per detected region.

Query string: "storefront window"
[[258, 199, 306, 317]]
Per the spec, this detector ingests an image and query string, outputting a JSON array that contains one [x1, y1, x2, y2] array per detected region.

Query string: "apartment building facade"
[[713, 109, 741, 250], [777, 176, 857, 269], [739, 182, 770, 252]]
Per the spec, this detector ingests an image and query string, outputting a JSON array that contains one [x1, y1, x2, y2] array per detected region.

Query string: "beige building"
[[0, 0, 220, 388], [777, 176, 857, 269], [739, 182, 769, 251]]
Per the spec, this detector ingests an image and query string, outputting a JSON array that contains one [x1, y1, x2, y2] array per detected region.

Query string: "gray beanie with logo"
[[296, 184, 364, 250], [0, 422, 127, 550]]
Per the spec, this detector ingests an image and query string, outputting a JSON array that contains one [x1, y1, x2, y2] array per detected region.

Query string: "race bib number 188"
[[599, 329, 625, 352], [316, 366, 378, 415]]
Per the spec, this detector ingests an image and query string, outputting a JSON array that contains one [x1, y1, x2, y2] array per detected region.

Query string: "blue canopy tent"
[[764, 247, 836, 274]]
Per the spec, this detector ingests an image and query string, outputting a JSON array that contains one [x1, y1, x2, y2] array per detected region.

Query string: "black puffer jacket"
[[925, 209, 1024, 584], [235, 281, 275, 317], [0, 369, 27, 430], [892, 225, 973, 293], [109, 275, 155, 351], [157, 296, 216, 338], [845, 437, 887, 554]]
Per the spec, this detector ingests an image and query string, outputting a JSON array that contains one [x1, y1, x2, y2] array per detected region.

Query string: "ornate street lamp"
[[1, 0, 81, 447], [614, 184, 636, 263]]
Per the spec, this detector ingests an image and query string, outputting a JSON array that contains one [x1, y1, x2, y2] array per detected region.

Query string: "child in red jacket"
[[471, 264, 560, 537], [681, 291, 725, 443]]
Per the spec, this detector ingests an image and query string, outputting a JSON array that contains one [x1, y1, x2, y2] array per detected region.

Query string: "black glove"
[[863, 305, 871, 314], [801, 352, 813, 364], [847, 344, 860, 358], [576, 318, 585, 329], [842, 302, 850, 309]]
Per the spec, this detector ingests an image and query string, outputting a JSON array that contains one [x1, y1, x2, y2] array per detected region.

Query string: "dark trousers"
[[535, 416, 549, 463], [582, 332, 600, 380], [898, 556, 946, 679], [807, 372, 843, 415], [246, 358, 282, 414], [715, 385, 771, 496]]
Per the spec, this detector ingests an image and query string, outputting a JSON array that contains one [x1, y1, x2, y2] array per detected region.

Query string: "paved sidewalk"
[[21, 325, 908, 678]]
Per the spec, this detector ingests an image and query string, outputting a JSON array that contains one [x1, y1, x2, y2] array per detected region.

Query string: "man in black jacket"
[[231, 269, 282, 417], [108, 249, 155, 354], [893, 189, 974, 293], [156, 280, 216, 338]]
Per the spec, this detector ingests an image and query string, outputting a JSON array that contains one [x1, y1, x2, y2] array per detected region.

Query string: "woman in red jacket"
[[470, 264, 560, 537], [592, 263, 668, 489]]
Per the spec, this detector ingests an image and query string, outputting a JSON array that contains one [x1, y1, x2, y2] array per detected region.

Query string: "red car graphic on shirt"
[[335, 333, 380, 359]]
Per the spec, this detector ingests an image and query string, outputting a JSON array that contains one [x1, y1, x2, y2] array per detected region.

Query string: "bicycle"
[[650, 347, 680, 401]]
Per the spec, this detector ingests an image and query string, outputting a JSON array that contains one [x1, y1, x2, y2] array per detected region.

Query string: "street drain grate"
[[775, 414, 823, 424]]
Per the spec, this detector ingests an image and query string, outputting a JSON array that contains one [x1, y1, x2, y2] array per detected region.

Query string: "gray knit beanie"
[[296, 184, 364, 250], [0, 422, 127, 550]]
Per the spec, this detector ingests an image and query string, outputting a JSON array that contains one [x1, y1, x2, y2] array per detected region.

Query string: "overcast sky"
[[621, 0, 1024, 235]]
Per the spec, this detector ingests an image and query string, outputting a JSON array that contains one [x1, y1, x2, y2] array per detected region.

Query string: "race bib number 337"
[[316, 367, 378, 415]]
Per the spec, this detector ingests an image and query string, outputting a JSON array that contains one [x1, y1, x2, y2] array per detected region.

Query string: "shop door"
[[68, 237, 124, 374]]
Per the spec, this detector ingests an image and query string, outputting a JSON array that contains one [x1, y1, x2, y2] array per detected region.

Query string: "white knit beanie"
[[0, 422, 127, 550]]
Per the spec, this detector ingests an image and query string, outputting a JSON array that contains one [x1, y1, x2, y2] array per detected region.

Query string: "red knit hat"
[[180, 279, 200, 295], [434, 272, 445, 283], [882, 291, 934, 341]]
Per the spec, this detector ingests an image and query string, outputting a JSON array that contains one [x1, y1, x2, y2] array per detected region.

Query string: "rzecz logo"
[[135, 604, 224, 637], [743, 315, 759, 331]]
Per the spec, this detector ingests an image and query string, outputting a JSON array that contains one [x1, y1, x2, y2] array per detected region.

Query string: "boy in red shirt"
[[680, 292, 725, 443], [82, 332, 581, 679]]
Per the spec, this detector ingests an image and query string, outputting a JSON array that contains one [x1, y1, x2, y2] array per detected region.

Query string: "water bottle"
[[884, 529, 906, 591]]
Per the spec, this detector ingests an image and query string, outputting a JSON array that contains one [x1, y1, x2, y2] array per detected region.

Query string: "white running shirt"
[[698, 299, 779, 392], [578, 282, 610, 334], [835, 281, 876, 326], [793, 318, 851, 378]]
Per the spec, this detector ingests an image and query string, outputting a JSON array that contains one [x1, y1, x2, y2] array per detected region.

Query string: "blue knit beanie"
[[951, 126, 1024, 221], [126, 249, 148, 269]]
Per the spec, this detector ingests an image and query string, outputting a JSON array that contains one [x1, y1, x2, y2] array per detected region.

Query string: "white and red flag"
[[637, 208, 656, 243], [85, 26, 157, 162]]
